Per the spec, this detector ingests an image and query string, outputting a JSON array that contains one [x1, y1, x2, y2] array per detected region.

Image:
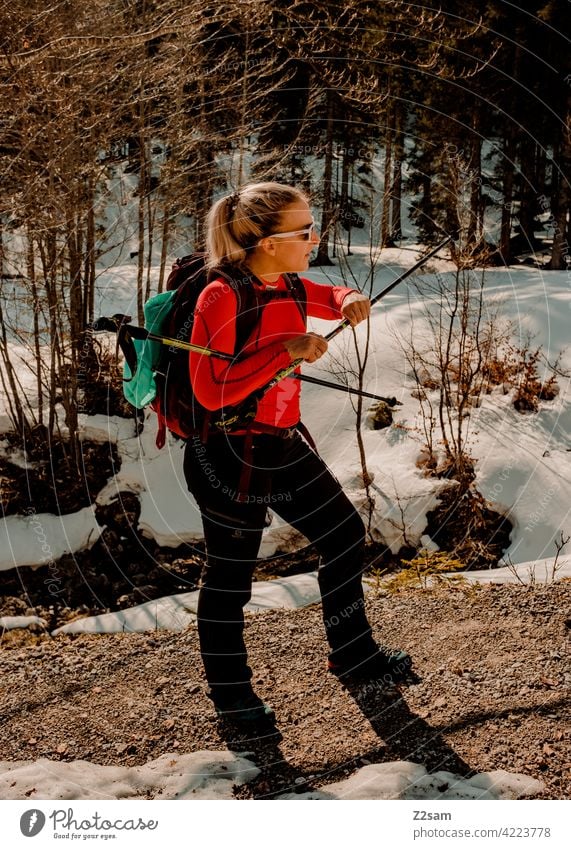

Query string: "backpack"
[[123, 253, 306, 448]]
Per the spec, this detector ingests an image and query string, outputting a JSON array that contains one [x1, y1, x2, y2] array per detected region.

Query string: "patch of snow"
[[0, 616, 47, 631], [279, 761, 544, 800], [0, 507, 101, 572], [0, 754, 542, 801], [454, 557, 571, 584], [0, 751, 259, 800], [52, 572, 325, 635], [77, 414, 137, 445]]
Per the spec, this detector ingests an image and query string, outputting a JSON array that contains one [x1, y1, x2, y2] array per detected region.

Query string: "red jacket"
[[189, 274, 354, 428]]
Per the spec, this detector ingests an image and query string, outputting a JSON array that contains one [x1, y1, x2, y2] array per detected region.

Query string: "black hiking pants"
[[183, 429, 375, 697]]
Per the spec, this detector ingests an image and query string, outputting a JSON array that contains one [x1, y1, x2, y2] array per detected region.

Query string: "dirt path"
[[0, 581, 569, 799]]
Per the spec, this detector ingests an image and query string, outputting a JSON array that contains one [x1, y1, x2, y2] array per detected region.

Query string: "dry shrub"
[[424, 486, 512, 569], [482, 342, 560, 412], [383, 549, 466, 592], [80, 336, 134, 418]]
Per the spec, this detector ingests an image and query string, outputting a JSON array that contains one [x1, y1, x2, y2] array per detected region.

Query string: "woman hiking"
[[183, 181, 412, 724]]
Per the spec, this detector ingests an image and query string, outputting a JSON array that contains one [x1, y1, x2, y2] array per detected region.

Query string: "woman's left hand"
[[341, 294, 371, 326]]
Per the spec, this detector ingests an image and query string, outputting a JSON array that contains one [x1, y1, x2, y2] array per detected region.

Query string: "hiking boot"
[[208, 687, 276, 724], [328, 646, 413, 684]]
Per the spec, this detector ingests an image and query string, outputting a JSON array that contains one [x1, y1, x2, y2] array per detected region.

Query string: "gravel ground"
[[0, 580, 569, 799]]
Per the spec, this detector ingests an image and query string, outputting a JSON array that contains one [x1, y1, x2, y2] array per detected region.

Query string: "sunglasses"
[[264, 220, 317, 242]]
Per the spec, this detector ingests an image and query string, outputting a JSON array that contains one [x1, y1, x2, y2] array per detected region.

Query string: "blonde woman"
[[183, 182, 412, 724]]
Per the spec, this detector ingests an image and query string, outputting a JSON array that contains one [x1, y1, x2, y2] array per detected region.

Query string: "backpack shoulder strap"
[[206, 264, 261, 355], [283, 272, 307, 323]]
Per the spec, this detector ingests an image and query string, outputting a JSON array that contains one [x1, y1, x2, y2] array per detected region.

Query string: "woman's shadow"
[[215, 715, 314, 797], [340, 674, 474, 778], [214, 674, 474, 798]]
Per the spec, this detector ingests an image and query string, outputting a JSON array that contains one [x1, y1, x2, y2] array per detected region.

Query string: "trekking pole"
[[291, 373, 400, 406], [325, 235, 452, 342], [91, 315, 235, 362], [254, 236, 453, 398], [90, 315, 398, 405], [213, 236, 452, 429]]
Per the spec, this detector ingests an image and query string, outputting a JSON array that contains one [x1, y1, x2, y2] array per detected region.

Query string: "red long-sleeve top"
[[189, 275, 354, 429]]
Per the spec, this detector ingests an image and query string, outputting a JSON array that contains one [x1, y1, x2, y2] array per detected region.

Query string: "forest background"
[[0, 0, 569, 484]]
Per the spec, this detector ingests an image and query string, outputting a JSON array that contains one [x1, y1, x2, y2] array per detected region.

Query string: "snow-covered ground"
[[3, 249, 571, 575], [0, 751, 544, 801], [2, 244, 570, 802]]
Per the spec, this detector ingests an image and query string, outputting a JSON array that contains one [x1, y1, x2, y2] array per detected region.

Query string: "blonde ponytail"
[[206, 182, 308, 269]]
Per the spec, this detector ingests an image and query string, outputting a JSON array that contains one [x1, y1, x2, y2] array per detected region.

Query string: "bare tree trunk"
[[315, 93, 335, 266], [499, 125, 516, 264], [158, 202, 170, 294], [136, 106, 148, 325], [66, 202, 83, 347], [38, 237, 59, 441], [467, 110, 482, 247], [0, 220, 28, 435], [391, 103, 403, 243], [145, 189, 154, 302], [517, 137, 537, 249], [27, 226, 44, 428], [550, 102, 571, 270], [193, 73, 216, 251], [381, 104, 393, 247], [237, 25, 250, 186], [84, 172, 96, 326]]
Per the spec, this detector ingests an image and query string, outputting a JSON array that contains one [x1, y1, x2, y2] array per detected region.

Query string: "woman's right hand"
[[283, 332, 328, 363]]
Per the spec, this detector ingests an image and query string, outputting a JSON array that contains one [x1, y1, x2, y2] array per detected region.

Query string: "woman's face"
[[259, 199, 320, 274]]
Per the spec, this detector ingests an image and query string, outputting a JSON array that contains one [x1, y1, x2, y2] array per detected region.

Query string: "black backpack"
[[151, 253, 306, 447]]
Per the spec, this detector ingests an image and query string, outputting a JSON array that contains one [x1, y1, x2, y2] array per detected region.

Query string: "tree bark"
[[381, 103, 393, 248], [391, 102, 403, 243], [550, 102, 571, 270], [499, 125, 516, 264], [315, 92, 335, 266]]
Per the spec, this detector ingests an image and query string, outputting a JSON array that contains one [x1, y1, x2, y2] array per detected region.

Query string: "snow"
[[0, 506, 101, 572], [457, 556, 571, 584], [0, 751, 260, 801], [0, 754, 542, 801], [50, 548, 571, 638], [77, 413, 138, 445], [279, 762, 543, 801], [3, 257, 571, 570], [0, 616, 47, 631], [52, 572, 324, 635]]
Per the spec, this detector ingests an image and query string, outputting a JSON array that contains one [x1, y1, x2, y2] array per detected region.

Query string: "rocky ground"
[[0, 580, 569, 800]]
